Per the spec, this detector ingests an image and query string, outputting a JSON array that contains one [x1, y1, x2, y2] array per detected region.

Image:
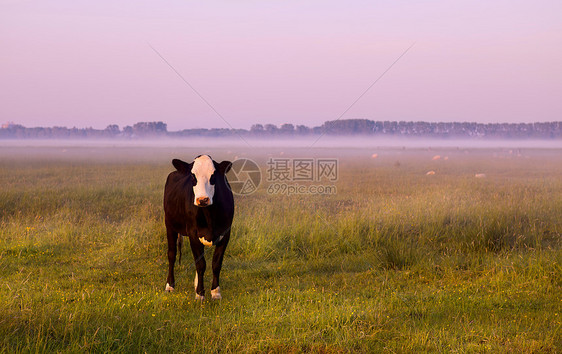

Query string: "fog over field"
[[2, 136, 561, 148], [0, 138, 559, 171], [1, 138, 560, 175]]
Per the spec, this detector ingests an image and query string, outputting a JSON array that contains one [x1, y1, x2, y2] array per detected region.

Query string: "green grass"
[[0, 146, 561, 352]]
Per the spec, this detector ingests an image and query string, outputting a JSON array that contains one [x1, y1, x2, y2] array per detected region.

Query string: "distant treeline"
[[1, 119, 561, 139]]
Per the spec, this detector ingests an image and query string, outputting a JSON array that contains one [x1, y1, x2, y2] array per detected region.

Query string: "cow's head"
[[172, 155, 232, 207]]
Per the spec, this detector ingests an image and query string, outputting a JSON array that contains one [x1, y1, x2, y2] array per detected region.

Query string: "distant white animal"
[[426, 171, 436, 175], [475, 173, 486, 178]]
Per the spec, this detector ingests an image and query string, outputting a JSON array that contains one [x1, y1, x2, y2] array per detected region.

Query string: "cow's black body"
[[163, 157, 233, 298]]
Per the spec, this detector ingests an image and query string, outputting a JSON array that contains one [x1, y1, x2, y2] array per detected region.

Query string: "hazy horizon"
[[2, 1, 561, 131], [2, 136, 561, 151]]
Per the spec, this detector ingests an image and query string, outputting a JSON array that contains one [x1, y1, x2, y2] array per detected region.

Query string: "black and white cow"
[[163, 155, 234, 300]]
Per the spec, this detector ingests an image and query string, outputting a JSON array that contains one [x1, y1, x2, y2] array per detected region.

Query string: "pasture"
[[0, 143, 560, 352]]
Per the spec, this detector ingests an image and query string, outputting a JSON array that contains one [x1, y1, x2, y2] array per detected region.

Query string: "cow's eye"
[[191, 173, 197, 186], [209, 174, 216, 185]]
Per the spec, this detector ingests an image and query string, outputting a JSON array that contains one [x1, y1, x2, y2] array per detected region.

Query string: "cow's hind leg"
[[211, 230, 230, 300], [165, 227, 178, 292], [189, 238, 206, 300]]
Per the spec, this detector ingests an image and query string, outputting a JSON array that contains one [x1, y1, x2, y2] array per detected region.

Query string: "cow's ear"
[[172, 159, 192, 174], [216, 160, 232, 174]]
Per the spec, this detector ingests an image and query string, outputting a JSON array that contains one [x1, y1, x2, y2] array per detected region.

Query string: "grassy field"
[[0, 144, 560, 352]]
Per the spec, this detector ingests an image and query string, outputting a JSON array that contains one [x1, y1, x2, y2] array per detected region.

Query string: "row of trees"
[[1, 119, 560, 139], [171, 120, 561, 139], [319, 119, 561, 139], [0, 122, 168, 139]]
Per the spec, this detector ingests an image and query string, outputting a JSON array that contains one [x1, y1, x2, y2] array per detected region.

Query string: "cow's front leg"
[[211, 230, 230, 300], [165, 227, 178, 292], [189, 237, 206, 300]]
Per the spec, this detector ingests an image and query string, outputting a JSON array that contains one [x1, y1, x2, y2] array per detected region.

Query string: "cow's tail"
[[177, 235, 183, 265]]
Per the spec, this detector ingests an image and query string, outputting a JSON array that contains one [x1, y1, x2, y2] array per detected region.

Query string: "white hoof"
[[194, 272, 198, 291], [195, 293, 205, 301], [199, 237, 213, 247], [165, 283, 174, 292], [211, 287, 222, 300]]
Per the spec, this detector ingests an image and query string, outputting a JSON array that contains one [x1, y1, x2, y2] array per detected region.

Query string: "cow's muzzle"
[[196, 197, 210, 207]]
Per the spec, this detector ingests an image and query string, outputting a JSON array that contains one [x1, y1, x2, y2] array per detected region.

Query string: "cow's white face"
[[191, 155, 216, 207]]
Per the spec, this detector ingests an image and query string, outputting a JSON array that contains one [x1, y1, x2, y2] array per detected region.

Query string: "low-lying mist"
[[1, 136, 561, 149], [1, 136, 560, 165]]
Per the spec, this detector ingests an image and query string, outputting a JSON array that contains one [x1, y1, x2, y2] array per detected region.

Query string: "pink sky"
[[1, 1, 561, 131]]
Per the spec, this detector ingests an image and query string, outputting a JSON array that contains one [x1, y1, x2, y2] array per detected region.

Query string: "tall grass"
[[0, 147, 560, 352]]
